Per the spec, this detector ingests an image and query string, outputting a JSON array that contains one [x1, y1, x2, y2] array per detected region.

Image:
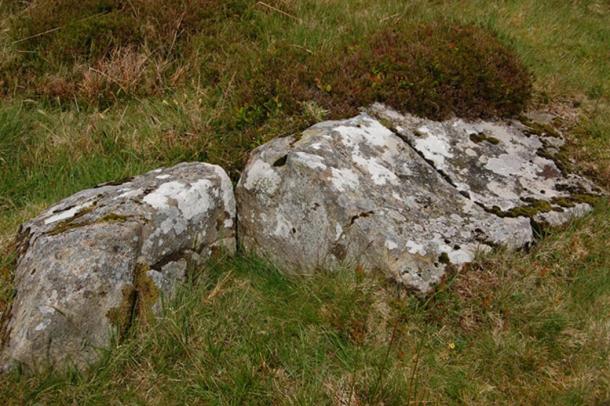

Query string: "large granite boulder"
[[236, 114, 534, 295], [236, 107, 601, 295], [1, 163, 236, 372]]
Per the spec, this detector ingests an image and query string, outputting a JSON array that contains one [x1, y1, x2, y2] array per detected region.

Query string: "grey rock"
[[236, 113, 534, 296], [369, 103, 602, 224], [1, 162, 235, 372]]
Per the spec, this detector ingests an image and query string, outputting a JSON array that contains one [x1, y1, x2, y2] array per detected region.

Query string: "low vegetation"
[[0, 206, 608, 404], [4, 0, 531, 119], [0, 0, 608, 403]]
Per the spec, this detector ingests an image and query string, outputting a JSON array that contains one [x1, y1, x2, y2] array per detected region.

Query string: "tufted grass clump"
[[0, 202, 609, 404], [1, 0, 259, 104], [4, 2, 531, 120]]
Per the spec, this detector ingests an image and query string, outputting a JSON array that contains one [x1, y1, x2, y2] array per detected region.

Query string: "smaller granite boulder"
[[1, 162, 236, 372]]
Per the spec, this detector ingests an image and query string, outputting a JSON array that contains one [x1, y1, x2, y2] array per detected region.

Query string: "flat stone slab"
[[1, 163, 236, 372], [369, 103, 602, 225], [236, 114, 534, 295]]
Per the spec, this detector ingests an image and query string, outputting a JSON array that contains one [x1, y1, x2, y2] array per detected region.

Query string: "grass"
[[0, 204, 608, 404], [0, 0, 609, 404]]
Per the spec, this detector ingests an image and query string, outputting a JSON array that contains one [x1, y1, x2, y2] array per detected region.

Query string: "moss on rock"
[[469, 132, 500, 145], [106, 262, 159, 338]]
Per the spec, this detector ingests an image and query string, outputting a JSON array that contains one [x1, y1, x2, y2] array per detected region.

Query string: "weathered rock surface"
[[237, 107, 601, 296], [236, 114, 534, 295], [369, 103, 602, 225], [1, 163, 235, 372]]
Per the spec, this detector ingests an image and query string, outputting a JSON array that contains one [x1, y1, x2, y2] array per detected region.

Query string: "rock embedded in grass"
[[0, 163, 236, 372], [236, 113, 534, 295], [236, 107, 602, 295]]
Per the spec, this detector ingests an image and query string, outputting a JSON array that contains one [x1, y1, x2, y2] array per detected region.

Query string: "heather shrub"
[[243, 22, 532, 121], [355, 23, 533, 119]]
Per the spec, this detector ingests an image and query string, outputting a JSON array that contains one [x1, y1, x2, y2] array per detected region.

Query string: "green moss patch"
[[132, 262, 159, 324], [488, 199, 554, 218], [488, 193, 602, 220], [519, 117, 562, 138], [106, 285, 137, 339], [106, 261, 159, 339], [469, 132, 501, 145], [46, 204, 97, 236], [45, 209, 133, 237]]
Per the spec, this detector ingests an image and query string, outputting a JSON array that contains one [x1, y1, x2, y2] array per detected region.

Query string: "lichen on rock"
[[368, 103, 603, 225], [0, 163, 236, 372], [236, 104, 603, 298], [236, 113, 535, 296]]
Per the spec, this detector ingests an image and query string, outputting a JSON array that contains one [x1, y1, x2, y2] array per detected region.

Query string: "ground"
[[0, 0, 609, 404]]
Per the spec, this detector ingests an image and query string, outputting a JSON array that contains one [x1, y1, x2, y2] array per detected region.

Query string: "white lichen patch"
[[34, 319, 51, 332], [242, 159, 281, 194], [310, 142, 324, 150], [294, 152, 327, 170], [447, 248, 475, 264], [211, 164, 237, 229], [370, 103, 600, 215], [272, 213, 293, 238], [44, 200, 95, 225], [352, 155, 399, 186], [385, 240, 398, 250], [485, 153, 528, 176], [114, 188, 144, 200], [333, 115, 395, 149], [159, 212, 187, 235], [330, 168, 360, 192], [406, 240, 426, 256], [535, 203, 592, 227], [412, 129, 454, 171], [143, 179, 214, 221], [143, 181, 183, 210], [38, 305, 56, 315], [335, 223, 343, 241]]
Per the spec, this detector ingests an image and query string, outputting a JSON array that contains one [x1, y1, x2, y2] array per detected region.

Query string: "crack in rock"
[[368, 103, 604, 226]]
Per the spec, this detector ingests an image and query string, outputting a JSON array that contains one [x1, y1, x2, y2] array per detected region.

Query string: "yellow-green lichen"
[[488, 194, 601, 219], [99, 213, 130, 223], [133, 262, 159, 324], [552, 194, 600, 208], [47, 211, 131, 237], [106, 285, 137, 339], [46, 205, 97, 236]]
